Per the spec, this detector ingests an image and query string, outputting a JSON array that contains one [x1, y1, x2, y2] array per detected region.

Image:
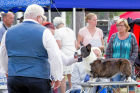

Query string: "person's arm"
[[99, 37, 104, 51], [99, 29, 104, 51], [54, 30, 62, 49], [43, 29, 63, 81], [77, 33, 83, 49], [75, 40, 77, 50], [0, 24, 3, 45], [71, 64, 83, 88], [0, 32, 8, 74], [105, 34, 115, 58], [60, 51, 76, 66], [129, 33, 138, 64], [105, 41, 112, 58], [56, 40, 62, 49]]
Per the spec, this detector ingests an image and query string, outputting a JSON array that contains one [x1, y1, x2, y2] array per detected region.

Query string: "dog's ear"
[[86, 44, 91, 52]]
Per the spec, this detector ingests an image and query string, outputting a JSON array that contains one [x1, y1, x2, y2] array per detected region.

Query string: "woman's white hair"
[[53, 17, 65, 27], [24, 4, 44, 19]]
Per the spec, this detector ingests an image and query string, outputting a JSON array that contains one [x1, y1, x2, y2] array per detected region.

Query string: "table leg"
[[127, 85, 129, 93], [87, 87, 91, 93]]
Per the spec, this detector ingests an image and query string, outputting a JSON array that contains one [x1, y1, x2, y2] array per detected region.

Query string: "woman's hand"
[[99, 46, 104, 51], [93, 49, 101, 58]]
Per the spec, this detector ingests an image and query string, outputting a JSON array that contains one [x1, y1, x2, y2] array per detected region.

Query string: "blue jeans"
[[111, 73, 135, 91], [70, 89, 83, 93], [97, 86, 108, 93], [8, 76, 52, 93]]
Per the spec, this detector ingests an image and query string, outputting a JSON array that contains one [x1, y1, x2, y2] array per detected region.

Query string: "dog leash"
[[61, 46, 83, 62]]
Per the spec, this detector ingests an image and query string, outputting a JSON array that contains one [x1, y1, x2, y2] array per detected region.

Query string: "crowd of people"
[[0, 4, 139, 93]]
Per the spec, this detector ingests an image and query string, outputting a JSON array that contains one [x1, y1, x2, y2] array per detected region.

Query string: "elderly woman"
[[53, 17, 77, 93], [106, 18, 138, 93], [77, 13, 104, 51]]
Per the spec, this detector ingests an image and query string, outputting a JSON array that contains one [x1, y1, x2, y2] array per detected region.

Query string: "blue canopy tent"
[[50, 0, 140, 33], [0, 0, 51, 13], [1, 0, 140, 12], [51, 0, 140, 11]]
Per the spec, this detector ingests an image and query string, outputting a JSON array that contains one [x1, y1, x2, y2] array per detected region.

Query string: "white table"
[[77, 81, 140, 93]]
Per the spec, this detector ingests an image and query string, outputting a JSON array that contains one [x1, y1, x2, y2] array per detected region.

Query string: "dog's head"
[[77, 43, 91, 58], [90, 59, 102, 77]]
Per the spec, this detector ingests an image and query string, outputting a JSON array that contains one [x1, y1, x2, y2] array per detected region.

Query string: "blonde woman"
[[106, 18, 138, 93], [77, 13, 104, 51]]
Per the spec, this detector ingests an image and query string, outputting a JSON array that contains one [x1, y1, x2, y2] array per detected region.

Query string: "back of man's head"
[[24, 4, 45, 20]]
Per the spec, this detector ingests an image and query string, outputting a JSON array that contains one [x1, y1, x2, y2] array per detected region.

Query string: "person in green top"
[[106, 18, 138, 93]]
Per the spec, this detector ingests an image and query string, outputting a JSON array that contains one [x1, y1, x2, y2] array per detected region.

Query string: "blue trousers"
[[8, 76, 52, 93], [111, 73, 135, 91], [70, 89, 83, 93]]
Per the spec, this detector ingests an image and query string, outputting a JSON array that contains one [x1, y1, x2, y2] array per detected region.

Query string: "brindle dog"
[[90, 58, 132, 80]]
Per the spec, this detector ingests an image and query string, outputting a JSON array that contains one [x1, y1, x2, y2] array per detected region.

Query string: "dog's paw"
[[88, 78, 97, 82], [125, 77, 136, 82], [125, 77, 131, 82]]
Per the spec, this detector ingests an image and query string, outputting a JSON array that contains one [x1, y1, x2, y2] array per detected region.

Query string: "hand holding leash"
[[93, 49, 100, 58], [74, 52, 83, 62], [51, 80, 61, 90]]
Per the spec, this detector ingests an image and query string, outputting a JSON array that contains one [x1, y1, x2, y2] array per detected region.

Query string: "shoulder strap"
[[3, 23, 7, 30]]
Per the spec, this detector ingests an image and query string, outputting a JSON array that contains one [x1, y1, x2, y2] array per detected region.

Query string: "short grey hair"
[[53, 17, 65, 27], [24, 4, 45, 19]]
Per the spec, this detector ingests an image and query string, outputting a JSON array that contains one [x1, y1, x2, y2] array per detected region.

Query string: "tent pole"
[[82, 8, 85, 26], [48, 6, 51, 22], [73, 8, 76, 34], [61, 12, 66, 25]]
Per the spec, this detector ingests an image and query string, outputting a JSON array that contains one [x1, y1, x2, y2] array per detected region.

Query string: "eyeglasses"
[[116, 25, 125, 27], [40, 16, 44, 21]]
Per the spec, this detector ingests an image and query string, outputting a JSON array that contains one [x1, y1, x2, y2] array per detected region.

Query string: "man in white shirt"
[[0, 4, 63, 93]]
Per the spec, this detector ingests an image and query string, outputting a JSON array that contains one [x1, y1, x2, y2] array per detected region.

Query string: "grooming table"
[[77, 81, 140, 93]]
